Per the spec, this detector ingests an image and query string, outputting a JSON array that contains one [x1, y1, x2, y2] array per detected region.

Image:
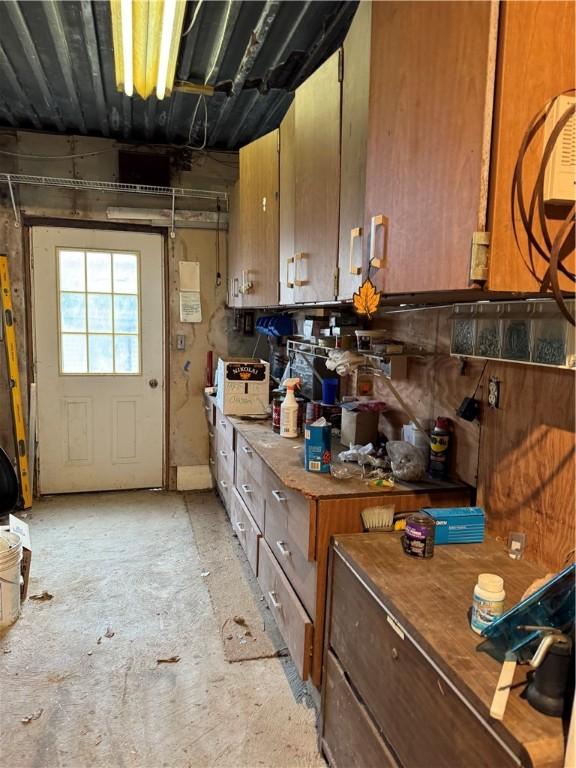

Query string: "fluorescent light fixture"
[[111, 0, 186, 100]]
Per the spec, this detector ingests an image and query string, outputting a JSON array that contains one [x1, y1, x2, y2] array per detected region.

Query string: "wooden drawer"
[[235, 460, 265, 531], [264, 471, 316, 617], [329, 552, 516, 768], [236, 433, 264, 484], [258, 539, 313, 681], [216, 411, 234, 454], [203, 396, 215, 427], [230, 488, 260, 576], [216, 457, 233, 516], [322, 651, 397, 768], [216, 438, 234, 477]]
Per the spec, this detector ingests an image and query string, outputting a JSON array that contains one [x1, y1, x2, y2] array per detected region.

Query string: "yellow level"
[[0, 255, 32, 509]]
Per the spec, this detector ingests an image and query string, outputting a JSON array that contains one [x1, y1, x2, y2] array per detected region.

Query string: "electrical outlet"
[[488, 377, 500, 409], [176, 334, 186, 351]]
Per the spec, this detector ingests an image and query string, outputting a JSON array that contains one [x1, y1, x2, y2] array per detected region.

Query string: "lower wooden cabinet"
[[321, 537, 563, 768], [322, 651, 397, 768], [257, 538, 314, 681], [230, 488, 260, 576]]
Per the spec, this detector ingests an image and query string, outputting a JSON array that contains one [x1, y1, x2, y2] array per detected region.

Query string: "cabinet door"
[[294, 51, 341, 303], [227, 182, 243, 308], [487, 1, 576, 292], [279, 102, 296, 306], [338, 1, 372, 301], [364, 1, 497, 293], [238, 129, 280, 307]]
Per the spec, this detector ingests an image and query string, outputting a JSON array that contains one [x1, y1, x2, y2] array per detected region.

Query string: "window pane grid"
[[58, 249, 140, 375]]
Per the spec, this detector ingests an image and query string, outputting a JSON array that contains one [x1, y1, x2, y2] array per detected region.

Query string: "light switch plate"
[[176, 334, 186, 351]]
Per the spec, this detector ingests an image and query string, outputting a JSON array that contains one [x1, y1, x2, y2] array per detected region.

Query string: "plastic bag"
[[386, 440, 426, 482]]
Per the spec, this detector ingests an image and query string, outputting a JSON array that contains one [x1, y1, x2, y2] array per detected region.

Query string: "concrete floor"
[[0, 491, 324, 768]]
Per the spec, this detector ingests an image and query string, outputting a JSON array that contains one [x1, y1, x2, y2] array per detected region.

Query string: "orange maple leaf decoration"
[[352, 278, 381, 319]]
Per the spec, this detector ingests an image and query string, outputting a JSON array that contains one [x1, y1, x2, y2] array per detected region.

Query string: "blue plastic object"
[[478, 563, 575, 663], [322, 378, 339, 405], [256, 315, 294, 337]]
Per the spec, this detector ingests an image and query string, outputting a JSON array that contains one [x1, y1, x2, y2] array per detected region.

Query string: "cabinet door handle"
[[369, 214, 389, 269], [268, 590, 282, 610], [219, 450, 228, 458], [208, 430, 214, 438], [241, 446, 253, 455], [294, 252, 308, 287], [204, 404, 211, 412], [271, 490, 287, 503], [241, 483, 253, 494], [233, 277, 239, 297], [276, 540, 291, 557], [220, 480, 228, 489], [349, 226, 362, 275], [286, 256, 295, 289], [209, 457, 215, 466], [235, 521, 246, 534]]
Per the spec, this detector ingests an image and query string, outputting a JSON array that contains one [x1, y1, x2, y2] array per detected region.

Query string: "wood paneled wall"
[[371, 307, 575, 571], [372, 308, 483, 486]]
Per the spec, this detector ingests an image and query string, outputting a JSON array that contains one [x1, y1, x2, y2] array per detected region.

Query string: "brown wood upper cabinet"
[[292, 51, 342, 303], [279, 102, 296, 306], [337, 0, 372, 301], [487, 0, 575, 292], [364, 1, 497, 294], [229, 129, 279, 308]]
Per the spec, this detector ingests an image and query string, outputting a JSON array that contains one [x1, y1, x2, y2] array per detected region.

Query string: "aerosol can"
[[280, 378, 300, 438]]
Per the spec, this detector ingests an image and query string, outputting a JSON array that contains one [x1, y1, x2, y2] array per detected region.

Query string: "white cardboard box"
[[215, 358, 270, 416]]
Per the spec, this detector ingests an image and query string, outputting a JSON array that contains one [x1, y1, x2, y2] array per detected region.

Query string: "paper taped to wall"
[[179, 261, 200, 291], [180, 291, 202, 322]]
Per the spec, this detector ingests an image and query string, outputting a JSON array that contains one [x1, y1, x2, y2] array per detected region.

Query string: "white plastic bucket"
[[0, 531, 22, 629]]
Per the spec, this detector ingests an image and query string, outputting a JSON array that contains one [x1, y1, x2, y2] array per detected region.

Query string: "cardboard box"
[[423, 507, 485, 544], [216, 358, 270, 416], [341, 409, 379, 447], [304, 423, 331, 473]]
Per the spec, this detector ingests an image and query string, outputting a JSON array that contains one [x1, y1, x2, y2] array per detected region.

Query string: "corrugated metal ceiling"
[[0, 1, 358, 150]]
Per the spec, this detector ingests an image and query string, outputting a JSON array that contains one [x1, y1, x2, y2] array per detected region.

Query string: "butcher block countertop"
[[332, 533, 566, 768], [229, 414, 470, 501]]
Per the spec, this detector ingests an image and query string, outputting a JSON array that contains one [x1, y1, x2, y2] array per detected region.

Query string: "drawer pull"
[[208, 430, 215, 438], [241, 446, 253, 455], [204, 404, 210, 412], [235, 522, 246, 534], [276, 540, 291, 557], [349, 226, 362, 275], [271, 490, 287, 503], [209, 458, 215, 466], [219, 450, 228, 458], [369, 214, 389, 269], [241, 483, 253, 494], [220, 480, 229, 489], [219, 419, 226, 427], [268, 590, 282, 610], [391, 647, 399, 661]]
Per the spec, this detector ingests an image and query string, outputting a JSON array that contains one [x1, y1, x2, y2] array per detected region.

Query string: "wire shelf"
[[0, 173, 226, 202]]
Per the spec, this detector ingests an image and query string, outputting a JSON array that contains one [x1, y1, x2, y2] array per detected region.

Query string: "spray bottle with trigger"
[[280, 378, 300, 438]]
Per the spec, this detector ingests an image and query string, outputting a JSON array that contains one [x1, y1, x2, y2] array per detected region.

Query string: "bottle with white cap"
[[471, 573, 506, 634]]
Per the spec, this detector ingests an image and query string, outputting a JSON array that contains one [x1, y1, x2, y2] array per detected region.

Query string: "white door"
[[31, 227, 164, 494]]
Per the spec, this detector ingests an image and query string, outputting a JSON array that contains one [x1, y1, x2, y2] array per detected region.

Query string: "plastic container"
[[501, 303, 532, 362], [322, 378, 339, 405], [471, 573, 505, 635], [0, 530, 22, 629], [450, 304, 476, 356], [355, 330, 385, 351], [280, 378, 300, 438]]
